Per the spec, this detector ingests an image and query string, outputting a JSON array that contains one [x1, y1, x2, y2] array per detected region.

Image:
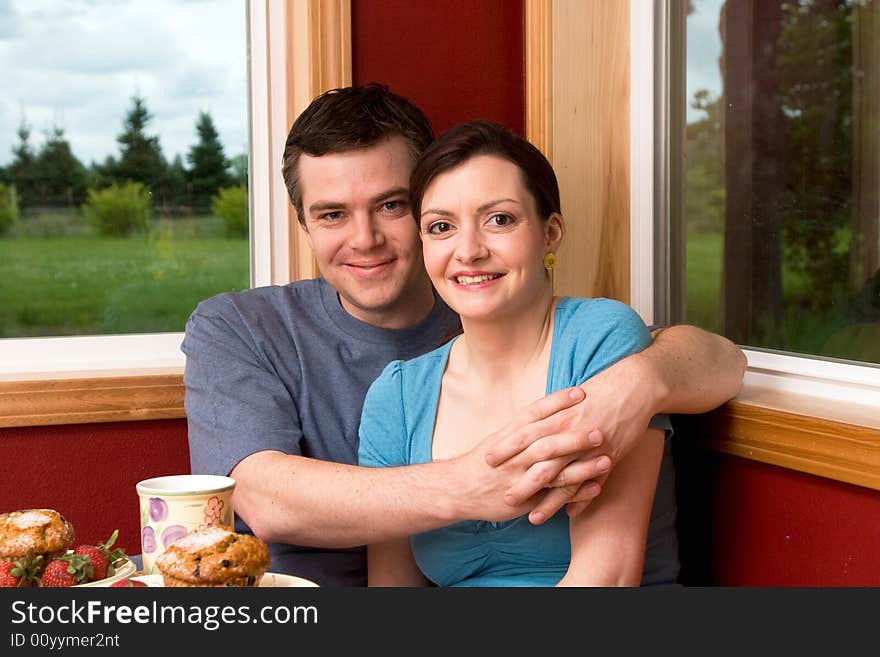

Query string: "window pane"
[[0, 0, 249, 338], [679, 0, 880, 366]]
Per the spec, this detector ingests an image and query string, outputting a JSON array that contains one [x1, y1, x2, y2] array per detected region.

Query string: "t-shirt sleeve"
[[556, 298, 673, 437], [181, 299, 304, 477], [559, 298, 653, 382], [358, 361, 409, 468]]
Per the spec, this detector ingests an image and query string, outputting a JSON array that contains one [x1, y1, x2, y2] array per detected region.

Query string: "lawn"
[[684, 230, 722, 334], [0, 233, 248, 337]]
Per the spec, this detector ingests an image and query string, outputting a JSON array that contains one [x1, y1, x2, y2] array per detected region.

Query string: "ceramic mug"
[[135, 474, 236, 574]]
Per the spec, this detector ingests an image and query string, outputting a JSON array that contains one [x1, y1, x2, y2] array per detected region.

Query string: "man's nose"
[[348, 213, 385, 250]]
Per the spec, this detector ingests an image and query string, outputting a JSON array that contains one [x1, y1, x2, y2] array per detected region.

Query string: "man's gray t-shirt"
[[181, 277, 462, 587]]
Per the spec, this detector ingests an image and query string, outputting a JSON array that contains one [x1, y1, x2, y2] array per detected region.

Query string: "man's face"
[[298, 136, 434, 328]]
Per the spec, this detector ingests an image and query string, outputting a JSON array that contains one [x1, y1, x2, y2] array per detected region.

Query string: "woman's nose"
[[453, 227, 488, 263]]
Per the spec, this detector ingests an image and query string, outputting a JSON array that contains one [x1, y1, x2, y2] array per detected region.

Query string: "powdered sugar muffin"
[[0, 509, 75, 568], [155, 526, 270, 587]]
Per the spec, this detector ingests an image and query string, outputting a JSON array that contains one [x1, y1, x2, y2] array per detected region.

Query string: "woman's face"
[[418, 154, 563, 322]]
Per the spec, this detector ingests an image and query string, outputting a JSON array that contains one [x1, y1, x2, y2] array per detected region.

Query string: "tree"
[[34, 125, 88, 207], [7, 119, 38, 209], [113, 95, 167, 194], [229, 153, 248, 187], [165, 154, 188, 213], [187, 111, 230, 210]]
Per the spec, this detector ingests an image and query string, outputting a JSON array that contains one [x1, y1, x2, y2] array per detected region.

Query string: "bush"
[[0, 183, 20, 236], [211, 185, 248, 238], [82, 182, 152, 236]]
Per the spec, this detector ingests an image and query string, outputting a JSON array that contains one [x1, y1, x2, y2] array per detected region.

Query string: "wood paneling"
[[0, 374, 185, 428], [526, 0, 552, 159], [676, 400, 880, 492], [550, 0, 630, 301]]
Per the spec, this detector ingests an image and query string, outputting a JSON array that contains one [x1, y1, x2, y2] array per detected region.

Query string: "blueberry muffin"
[[0, 509, 75, 570], [155, 526, 270, 587]]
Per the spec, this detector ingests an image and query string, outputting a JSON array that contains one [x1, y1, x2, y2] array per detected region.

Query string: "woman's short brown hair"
[[409, 120, 561, 222]]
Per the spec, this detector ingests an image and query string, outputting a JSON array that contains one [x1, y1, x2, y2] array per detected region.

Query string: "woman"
[[358, 120, 677, 586]]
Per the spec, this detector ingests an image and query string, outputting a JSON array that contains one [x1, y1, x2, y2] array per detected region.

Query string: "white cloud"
[[0, 0, 248, 167]]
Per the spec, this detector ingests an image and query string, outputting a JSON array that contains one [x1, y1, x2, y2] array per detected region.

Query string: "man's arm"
[[487, 324, 746, 520], [231, 386, 607, 549]]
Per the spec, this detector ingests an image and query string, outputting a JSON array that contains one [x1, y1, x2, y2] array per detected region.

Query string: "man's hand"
[[455, 386, 616, 525], [484, 351, 662, 523]]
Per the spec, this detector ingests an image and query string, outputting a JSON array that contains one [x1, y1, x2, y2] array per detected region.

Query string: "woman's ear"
[[545, 213, 564, 251]]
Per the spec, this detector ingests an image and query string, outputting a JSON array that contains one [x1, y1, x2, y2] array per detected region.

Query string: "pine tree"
[[7, 119, 38, 208], [166, 154, 188, 211], [187, 111, 230, 210], [113, 95, 167, 193], [34, 126, 88, 207]]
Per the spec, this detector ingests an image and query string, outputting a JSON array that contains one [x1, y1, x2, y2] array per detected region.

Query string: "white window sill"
[[0, 333, 185, 382]]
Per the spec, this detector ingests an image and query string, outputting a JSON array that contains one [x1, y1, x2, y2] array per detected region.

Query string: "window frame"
[[635, 0, 880, 425]]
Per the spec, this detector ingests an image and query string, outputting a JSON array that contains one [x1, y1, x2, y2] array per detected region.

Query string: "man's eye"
[[321, 211, 343, 221], [426, 221, 453, 235], [379, 200, 408, 215], [489, 213, 514, 227]]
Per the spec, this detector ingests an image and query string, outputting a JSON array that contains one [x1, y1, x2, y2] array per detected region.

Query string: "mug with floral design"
[[135, 474, 236, 574]]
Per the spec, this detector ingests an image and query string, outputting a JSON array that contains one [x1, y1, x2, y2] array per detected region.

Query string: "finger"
[[503, 455, 572, 506], [544, 453, 612, 488], [528, 481, 601, 525], [484, 388, 585, 466], [519, 429, 605, 468]]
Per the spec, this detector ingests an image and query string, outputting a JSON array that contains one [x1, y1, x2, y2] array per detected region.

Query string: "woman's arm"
[[367, 539, 431, 587], [557, 427, 665, 587]]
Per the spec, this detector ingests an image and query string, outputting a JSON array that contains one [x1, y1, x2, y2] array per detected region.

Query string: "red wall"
[[0, 419, 190, 556], [675, 444, 880, 586], [351, 0, 525, 136]]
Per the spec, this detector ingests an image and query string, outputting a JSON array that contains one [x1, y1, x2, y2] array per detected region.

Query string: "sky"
[[0, 0, 248, 168], [686, 0, 725, 123]]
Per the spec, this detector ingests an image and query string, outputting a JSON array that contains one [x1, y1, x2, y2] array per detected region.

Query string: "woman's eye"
[[489, 213, 514, 227], [426, 221, 452, 235]]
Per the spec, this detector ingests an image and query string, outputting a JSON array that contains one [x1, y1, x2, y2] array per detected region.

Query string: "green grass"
[[684, 230, 723, 334], [0, 233, 248, 337]]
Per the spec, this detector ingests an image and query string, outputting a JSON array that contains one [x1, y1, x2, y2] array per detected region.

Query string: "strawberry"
[[110, 577, 148, 587], [73, 529, 126, 582], [41, 554, 93, 587], [0, 551, 43, 588]]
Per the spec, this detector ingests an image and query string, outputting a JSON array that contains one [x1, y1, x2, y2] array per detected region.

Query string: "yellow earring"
[[543, 252, 557, 294]]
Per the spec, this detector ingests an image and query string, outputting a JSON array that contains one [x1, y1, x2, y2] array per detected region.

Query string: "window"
[[641, 0, 880, 415], [0, 2, 346, 383], [665, 0, 880, 369], [0, 1, 250, 342]]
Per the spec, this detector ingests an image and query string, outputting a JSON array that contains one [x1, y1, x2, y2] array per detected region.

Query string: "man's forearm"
[[644, 324, 747, 414], [231, 451, 471, 549]]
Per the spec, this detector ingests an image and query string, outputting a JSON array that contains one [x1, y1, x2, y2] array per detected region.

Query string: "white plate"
[[130, 572, 319, 587], [75, 558, 137, 587]]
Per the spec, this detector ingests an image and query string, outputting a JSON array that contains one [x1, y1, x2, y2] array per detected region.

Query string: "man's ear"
[[545, 213, 564, 252], [299, 218, 313, 249]]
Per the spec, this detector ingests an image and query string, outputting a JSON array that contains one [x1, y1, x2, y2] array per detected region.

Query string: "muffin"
[[155, 525, 270, 587], [0, 509, 75, 570]]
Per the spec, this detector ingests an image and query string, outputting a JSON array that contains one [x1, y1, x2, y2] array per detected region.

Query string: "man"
[[182, 83, 746, 586]]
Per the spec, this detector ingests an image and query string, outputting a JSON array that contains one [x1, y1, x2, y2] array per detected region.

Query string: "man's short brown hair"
[[281, 83, 434, 224]]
